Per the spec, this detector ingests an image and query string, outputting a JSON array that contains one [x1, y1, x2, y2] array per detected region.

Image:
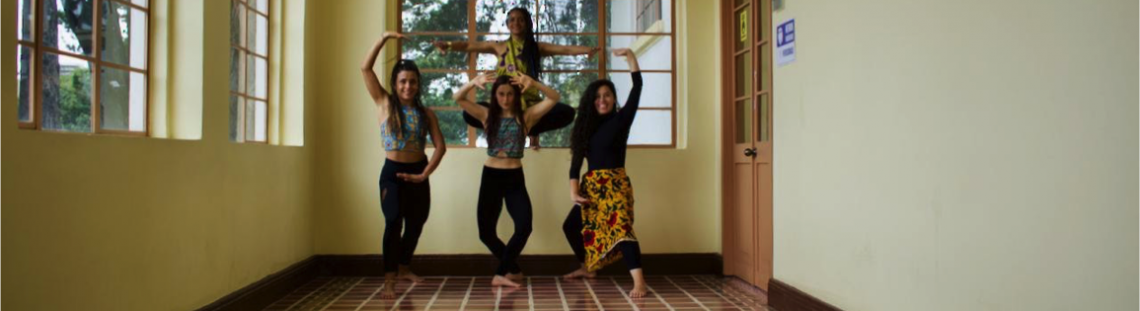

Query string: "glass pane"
[[628, 109, 671, 144], [17, 45, 33, 122], [760, 43, 771, 92], [606, 35, 671, 71], [735, 99, 751, 143], [101, 1, 148, 69], [734, 51, 751, 98], [230, 95, 242, 141], [537, 0, 599, 33], [255, 14, 268, 55], [255, 0, 267, 13], [758, 0, 770, 42], [759, 94, 768, 142], [607, 0, 671, 33], [402, 0, 469, 33], [538, 124, 572, 148], [254, 56, 267, 98], [476, 0, 536, 33], [132, 0, 148, 8], [607, 72, 670, 108], [432, 110, 470, 145], [41, 53, 93, 132], [420, 72, 468, 107], [244, 99, 255, 141], [733, 5, 749, 51], [98, 66, 145, 131], [231, 48, 244, 93], [476, 34, 509, 71], [247, 8, 258, 53], [246, 54, 256, 97], [44, 0, 95, 57], [18, 0, 35, 42], [402, 35, 467, 70], [253, 100, 267, 141], [537, 35, 600, 70], [231, 0, 243, 45], [539, 72, 599, 108]]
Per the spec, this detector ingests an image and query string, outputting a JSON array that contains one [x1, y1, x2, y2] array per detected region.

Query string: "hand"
[[384, 31, 407, 40], [432, 41, 449, 54], [572, 193, 591, 205], [396, 173, 428, 183], [510, 74, 536, 92], [587, 47, 602, 59], [612, 48, 633, 58], [471, 73, 497, 90]]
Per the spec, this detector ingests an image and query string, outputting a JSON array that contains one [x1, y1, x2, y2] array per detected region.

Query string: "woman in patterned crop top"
[[361, 31, 447, 299], [453, 72, 561, 288]]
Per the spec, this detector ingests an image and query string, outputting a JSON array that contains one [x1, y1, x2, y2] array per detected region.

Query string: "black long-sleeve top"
[[569, 71, 643, 180]]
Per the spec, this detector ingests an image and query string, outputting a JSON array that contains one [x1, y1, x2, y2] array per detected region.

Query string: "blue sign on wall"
[[775, 19, 795, 66]]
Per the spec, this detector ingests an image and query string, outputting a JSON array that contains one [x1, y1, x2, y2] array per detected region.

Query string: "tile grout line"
[[555, 277, 571, 311], [320, 277, 365, 311], [459, 277, 477, 311], [644, 281, 676, 311], [666, 276, 710, 311], [423, 277, 450, 311], [281, 278, 334, 311], [494, 283, 503, 311], [353, 277, 386, 311], [610, 277, 642, 311], [690, 275, 749, 311], [527, 277, 536, 311], [581, 278, 607, 311]]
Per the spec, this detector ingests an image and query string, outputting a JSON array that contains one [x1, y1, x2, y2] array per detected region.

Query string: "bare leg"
[[628, 268, 647, 298]]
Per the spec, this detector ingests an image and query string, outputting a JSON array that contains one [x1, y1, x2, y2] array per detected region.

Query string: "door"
[[722, 0, 773, 290]]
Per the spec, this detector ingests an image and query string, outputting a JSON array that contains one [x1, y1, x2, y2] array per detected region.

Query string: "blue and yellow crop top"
[[487, 117, 525, 158], [381, 105, 426, 152]]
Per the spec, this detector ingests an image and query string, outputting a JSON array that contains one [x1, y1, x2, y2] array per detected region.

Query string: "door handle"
[[743, 148, 757, 158]]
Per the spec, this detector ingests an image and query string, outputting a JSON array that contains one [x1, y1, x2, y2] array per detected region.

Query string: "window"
[[230, 0, 269, 142], [399, 0, 675, 147], [16, 0, 151, 134]]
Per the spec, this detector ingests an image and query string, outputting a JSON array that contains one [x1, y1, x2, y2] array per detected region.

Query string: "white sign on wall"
[[775, 19, 795, 66]]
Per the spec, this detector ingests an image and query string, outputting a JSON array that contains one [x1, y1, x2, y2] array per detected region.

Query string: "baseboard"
[[197, 256, 321, 311], [768, 278, 843, 311], [201, 253, 722, 310]]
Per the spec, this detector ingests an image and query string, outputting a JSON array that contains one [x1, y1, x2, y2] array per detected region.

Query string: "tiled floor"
[[265, 275, 770, 311]]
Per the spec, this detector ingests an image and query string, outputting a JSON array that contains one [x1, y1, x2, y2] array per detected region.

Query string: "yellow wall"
[[771, 0, 1138, 310], [311, 0, 724, 255], [2, 0, 314, 310]]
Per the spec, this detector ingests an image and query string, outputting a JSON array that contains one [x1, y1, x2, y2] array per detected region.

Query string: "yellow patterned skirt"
[[580, 168, 637, 272]]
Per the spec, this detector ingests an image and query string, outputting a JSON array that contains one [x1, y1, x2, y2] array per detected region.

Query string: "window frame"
[[230, 0, 271, 143], [396, 0, 677, 148], [16, 0, 153, 136]]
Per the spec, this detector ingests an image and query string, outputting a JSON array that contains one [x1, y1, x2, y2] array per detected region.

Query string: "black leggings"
[[463, 102, 575, 135], [379, 159, 431, 273], [562, 205, 642, 270], [477, 166, 534, 276]]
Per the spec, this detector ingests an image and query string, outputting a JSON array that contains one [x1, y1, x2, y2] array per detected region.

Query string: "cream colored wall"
[[1, 0, 314, 310], [771, 0, 1138, 310], [311, 0, 723, 255]]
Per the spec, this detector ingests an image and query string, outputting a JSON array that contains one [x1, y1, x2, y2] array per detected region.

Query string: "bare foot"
[[506, 272, 525, 283], [380, 279, 399, 299], [562, 266, 596, 279], [629, 283, 648, 298], [398, 266, 424, 283], [491, 275, 522, 288]]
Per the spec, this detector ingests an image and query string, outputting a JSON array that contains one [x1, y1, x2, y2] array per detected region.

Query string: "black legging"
[[477, 166, 534, 276], [463, 102, 575, 135], [379, 159, 431, 273], [562, 205, 642, 270]]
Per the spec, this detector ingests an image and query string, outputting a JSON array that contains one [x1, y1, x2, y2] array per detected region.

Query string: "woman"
[[435, 7, 597, 148], [561, 48, 647, 298], [453, 72, 561, 288], [361, 31, 448, 299]]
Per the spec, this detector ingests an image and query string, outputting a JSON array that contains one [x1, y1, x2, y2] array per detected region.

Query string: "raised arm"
[[613, 48, 642, 125], [538, 42, 601, 58], [361, 31, 404, 105], [453, 73, 496, 124], [434, 40, 504, 56], [516, 74, 561, 130]]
